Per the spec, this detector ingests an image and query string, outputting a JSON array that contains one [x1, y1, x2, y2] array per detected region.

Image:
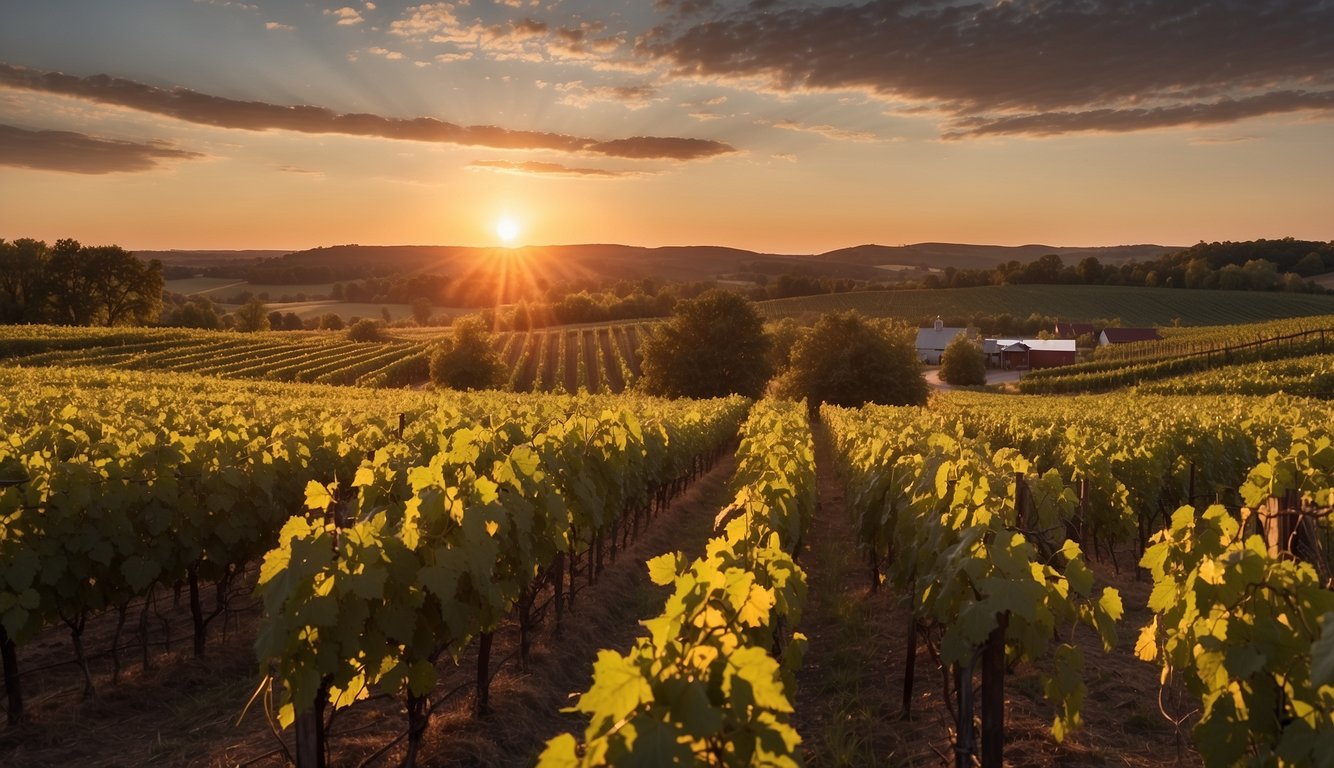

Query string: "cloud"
[[764, 118, 880, 142], [1189, 135, 1261, 145], [555, 81, 660, 110], [0, 63, 736, 161], [468, 160, 641, 177], [390, 5, 625, 63], [265, 21, 295, 31], [325, 6, 365, 26], [367, 47, 406, 60], [945, 90, 1334, 139], [193, 0, 257, 10], [0, 124, 203, 174], [637, 0, 1334, 137], [584, 136, 734, 160]]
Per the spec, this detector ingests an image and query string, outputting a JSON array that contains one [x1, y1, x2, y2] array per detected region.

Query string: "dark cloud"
[[638, 0, 1334, 136], [585, 136, 735, 160], [468, 160, 639, 177], [0, 63, 736, 161], [947, 90, 1334, 139], [0, 124, 203, 174]]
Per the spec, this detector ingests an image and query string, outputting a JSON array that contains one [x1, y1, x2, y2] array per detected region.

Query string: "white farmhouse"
[[915, 317, 977, 364]]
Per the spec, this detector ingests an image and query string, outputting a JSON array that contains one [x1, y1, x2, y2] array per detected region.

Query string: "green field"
[[0, 322, 652, 393], [757, 284, 1334, 326]]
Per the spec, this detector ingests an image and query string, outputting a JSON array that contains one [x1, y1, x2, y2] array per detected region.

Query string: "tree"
[[318, 313, 344, 331], [429, 315, 506, 390], [347, 318, 384, 342], [1076, 256, 1104, 284], [0, 238, 50, 322], [765, 318, 808, 373], [772, 311, 927, 407], [84, 246, 164, 325], [234, 298, 270, 332], [43, 239, 97, 325], [1293, 251, 1326, 277], [638, 289, 772, 399], [410, 297, 433, 326], [939, 333, 987, 386]]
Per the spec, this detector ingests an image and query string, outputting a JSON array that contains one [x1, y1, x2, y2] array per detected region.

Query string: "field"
[[4, 309, 1334, 768], [0, 323, 653, 393], [758, 284, 1334, 326], [5, 361, 1332, 767]]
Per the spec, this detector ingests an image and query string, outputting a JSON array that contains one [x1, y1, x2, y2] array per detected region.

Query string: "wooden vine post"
[[980, 613, 1008, 768], [1, 625, 20, 726]]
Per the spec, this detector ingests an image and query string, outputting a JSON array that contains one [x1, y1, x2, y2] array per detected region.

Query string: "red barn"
[[986, 339, 1078, 369]]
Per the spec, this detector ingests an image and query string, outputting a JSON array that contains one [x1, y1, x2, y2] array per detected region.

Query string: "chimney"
[[934, 315, 943, 331]]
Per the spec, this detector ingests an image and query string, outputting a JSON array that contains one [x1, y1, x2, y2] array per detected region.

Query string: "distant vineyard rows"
[[0, 324, 655, 393]]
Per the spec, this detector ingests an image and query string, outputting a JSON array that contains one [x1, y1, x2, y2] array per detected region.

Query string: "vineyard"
[[757, 285, 1334, 326], [3, 360, 1334, 766], [1019, 318, 1334, 394], [0, 324, 654, 394]]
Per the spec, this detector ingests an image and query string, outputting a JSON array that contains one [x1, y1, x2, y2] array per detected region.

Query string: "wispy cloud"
[[367, 47, 406, 61], [468, 159, 641, 177], [764, 118, 881, 142], [637, 0, 1334, 138], [555, 81, 660, 110], [193, 0, 257, 11], [264, 21, 295, 31], [325, 6, 365, 26], [0, 124, 203, 174], [0, 63, 736, 161]]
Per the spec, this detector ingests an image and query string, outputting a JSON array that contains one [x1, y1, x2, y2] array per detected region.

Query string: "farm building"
[[915, 317, 978, 364], [1053, 322, 1096, 340], [983, 338, 1078, 369], [1099, 327, 1162, 345]]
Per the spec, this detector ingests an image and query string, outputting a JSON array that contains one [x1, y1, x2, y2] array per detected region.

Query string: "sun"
[[496, 217, 520, 246]]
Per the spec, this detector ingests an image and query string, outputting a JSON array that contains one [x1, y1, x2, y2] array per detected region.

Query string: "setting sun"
[[496, 217, 520, 246]]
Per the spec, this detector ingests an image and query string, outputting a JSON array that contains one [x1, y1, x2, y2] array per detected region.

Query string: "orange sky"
[[1, 1, 1331, 253]]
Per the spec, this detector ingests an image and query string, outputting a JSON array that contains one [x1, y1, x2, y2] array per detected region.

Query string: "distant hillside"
[[815, 243, 1181, 270], [138, 242, 1186, 283], [137, 250, 292, 268], [261, 243, 887, 283]]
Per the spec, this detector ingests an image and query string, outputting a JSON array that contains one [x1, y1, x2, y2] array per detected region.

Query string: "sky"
[[0, 0, 1331, 253]]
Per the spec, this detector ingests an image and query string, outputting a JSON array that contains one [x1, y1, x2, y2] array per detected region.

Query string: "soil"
[[0, 449, 739, 768]]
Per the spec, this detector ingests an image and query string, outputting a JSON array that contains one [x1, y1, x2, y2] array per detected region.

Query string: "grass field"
[[757, 284, 1334, 326]]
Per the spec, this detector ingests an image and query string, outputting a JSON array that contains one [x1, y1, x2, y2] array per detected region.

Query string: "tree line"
[[922, 238, 1334, 293], [0, 238, 164, 326]]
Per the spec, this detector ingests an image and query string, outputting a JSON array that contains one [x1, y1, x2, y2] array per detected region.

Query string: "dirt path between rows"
[[793, 422, 1200, 767], [1, 448, 739, 768]]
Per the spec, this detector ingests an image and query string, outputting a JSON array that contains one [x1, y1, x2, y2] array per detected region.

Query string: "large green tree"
[[939, 333, 987, 386], [43, 239, 97, 325], [638, 289, 772, 399], [773, 311, 927, 407], [429, 315, 506, 390], [83, 245, 164, 326]]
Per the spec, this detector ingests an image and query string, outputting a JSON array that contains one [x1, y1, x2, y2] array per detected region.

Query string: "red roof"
[[1101, 327, 1161, 343]]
